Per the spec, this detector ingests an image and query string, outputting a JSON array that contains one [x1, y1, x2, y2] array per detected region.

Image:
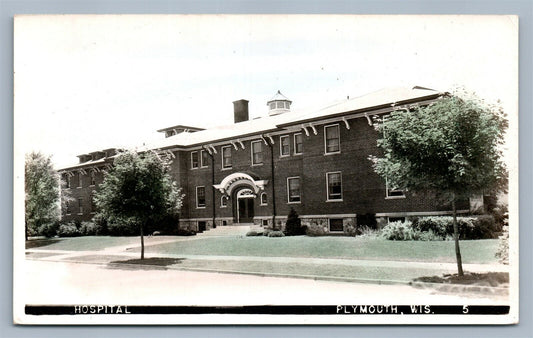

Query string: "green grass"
[[25, 236, 140, 251], [142, 236, 500, 264]]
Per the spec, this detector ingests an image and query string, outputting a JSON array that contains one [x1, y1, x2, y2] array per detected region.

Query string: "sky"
[[14, 15, 518, 168]]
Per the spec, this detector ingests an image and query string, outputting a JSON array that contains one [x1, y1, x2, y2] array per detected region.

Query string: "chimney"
[[233, 99, 249, 123]]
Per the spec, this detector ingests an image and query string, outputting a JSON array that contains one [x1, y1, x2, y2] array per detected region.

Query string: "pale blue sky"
[[14, 15, 517, 168]]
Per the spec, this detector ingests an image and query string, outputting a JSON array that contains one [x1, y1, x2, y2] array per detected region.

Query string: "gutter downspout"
[[264, 135, 276, 230], [203, 146, 216, 229]]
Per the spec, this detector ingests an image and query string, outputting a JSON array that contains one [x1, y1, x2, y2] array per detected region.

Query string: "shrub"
[[495, 225, 509, 264], [305, 222, 327, 236], [413, 215, 498, 240], [246, 230, 262, 237], [267, 230, 285, 237], [262, 229, 272, 237], [381, 221, 421, 240], [79, 221, 99, 236], [107, 216, 139, 236], [284, 208, 306, 236], [57, 222, 81, 237], [92, 213, 109, 235], [38, 221, 59, 238], [176, 228, 196, 236]]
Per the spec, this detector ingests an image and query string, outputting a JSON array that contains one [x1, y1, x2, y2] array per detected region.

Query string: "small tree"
[[370, 93, 507, 276], [25, 152, 61, 240], [94, 150, 184, 259], [284, 207, 305, 236]]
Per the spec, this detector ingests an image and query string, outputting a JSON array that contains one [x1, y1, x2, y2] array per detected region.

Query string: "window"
[[65, 201, 71, 215], [329, 218, 344, 232], [326, 172, 342, 201], [201, 150, 209, 168], [386, 178, 406, 199], [262, 219, 269, 226], [196, 186, 206, 208], [287, 177, 301, 203], [260, 193, 267, 206], [64, 174, 70, 189], [77, 172, 82, 188], [324, 124, 340, 154], [294, 133, 303, 154], [78, 198, 83, 215], [221, 146, 232, 169], [191, 151, 199, 169], [269, 102, 276, 110], [220, 196, 228, 208], [90, 171, 96, 186], [280, 135, 290, 157], [251, 140, 263, 165]]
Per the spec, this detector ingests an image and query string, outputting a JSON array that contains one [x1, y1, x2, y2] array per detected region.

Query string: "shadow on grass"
[[25, 238, 62, 249], [107, 257, 185, 271], [413, 272, 509, 287]]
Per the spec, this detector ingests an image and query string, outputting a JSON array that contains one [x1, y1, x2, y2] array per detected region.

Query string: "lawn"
[[25, 236, 140, 251], [141, 236, 500, 264]]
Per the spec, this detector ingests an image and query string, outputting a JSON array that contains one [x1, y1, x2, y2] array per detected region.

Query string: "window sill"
[[77, 187, 82, 189], [287, 201, 301, 204], [329, 230, 344, 233], [385, 196, 406, 200], [190, 167, 199, 170], [77, 213, 83, 216], [279, 154, 290, 158], [196, 206, 206, 209], [324, 151, 341, 156], [220, 206, 227, 208], [251, 163, 264, 167], [221, 167, 233, 171], [200, 166, 209, 169], [326, 199, 343, 203], [260, 203, 268, 206], [293, 152, 303, 156]]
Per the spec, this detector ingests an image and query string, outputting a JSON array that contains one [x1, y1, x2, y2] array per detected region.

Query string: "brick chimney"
[[233, 99, 249, 123]]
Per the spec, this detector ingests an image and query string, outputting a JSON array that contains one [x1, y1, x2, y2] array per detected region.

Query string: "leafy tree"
[[370, 93, 507, 276], [25, 152, 61, 240], [94, 150, 184, 259]]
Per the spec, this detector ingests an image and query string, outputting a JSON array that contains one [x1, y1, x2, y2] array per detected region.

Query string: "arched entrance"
[[235, 188, 255, 223]]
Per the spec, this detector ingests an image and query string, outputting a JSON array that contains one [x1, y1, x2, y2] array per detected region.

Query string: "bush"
[[107, 217, 139, 236], [381, 221, 421, 240], [38, 222, 59, 238], [413, 215, 498, 240], [305, 222, 327, 236], [495, 225, 509, 264], [284, 208, 306, 236], [262, 229, 272, 236], [267, 230, 285, 237], [79, 221, 99, 236], [92, 213, 109, 235], [176, 228, 196, 236], [57, 222, 81, 237]]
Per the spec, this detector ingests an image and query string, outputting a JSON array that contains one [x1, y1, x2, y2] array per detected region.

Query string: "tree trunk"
[[140, 222, 145, 260], [452, 198, 464, 276]]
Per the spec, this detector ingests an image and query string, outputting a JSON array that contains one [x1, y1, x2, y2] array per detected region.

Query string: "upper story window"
[[200, 150, 209, 168], [77, 172, 82, 188], [280, 135, 290, 157], [191, 151, 199, 169], [196, 186, 206, 208], [324, 124, 340, 154], [90, 171, 96, 186], [326, 172, 342, 201], [222, 146, 232, 169], [260, 192, 268, 206], [65, 201, 71, 215], [294, 133, 303, 154], [287, 177, 301, 203], [64, 174, 70, 189], [251, 140, 263, 165]]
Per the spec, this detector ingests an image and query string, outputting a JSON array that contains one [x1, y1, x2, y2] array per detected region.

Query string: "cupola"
[[267, 90, 291, 116]]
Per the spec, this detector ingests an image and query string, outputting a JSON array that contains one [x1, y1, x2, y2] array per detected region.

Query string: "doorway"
[[238, 198, 254, 223]]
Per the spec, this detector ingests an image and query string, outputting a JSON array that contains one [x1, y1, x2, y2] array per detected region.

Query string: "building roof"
[[143, 86, 443, 150], [267, 90, 292, 104], [156, 124, 205, 133]]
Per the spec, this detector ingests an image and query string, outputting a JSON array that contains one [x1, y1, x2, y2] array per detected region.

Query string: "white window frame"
[[294, 133, 303, 155], [200, 150, 209, 168], [260, 192, 268, 206], [196, 186, 206, 208], [191, 151, 199, 169], [324, 124, 341, 155], [251, 140, 263, 166], [220, 195, 228, 208], [90, 171, 96, 186], [77, 172, 82, 188], [65, 174, 71, 189], [287, 176, 301, 204], [329, 218, 344, 233], [279, 135, 290, 157], [385, 178, 406, 199], [326, 171, 343, 202], [221, 145, 232, 169]]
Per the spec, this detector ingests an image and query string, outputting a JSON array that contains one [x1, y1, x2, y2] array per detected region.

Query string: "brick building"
[[59, 86, 471, 234]]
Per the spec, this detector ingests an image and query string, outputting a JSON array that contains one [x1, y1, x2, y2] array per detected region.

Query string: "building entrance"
[[235, 188, 255, 224]]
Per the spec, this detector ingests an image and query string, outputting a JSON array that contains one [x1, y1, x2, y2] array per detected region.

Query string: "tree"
[[370, 93, 508, 276], [284, 207, 305, 236], [94, 150, 184, 259], [25, 152, 61, 240]]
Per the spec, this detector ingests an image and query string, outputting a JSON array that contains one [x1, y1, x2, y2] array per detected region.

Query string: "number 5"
[[463, 305, 469, 314]]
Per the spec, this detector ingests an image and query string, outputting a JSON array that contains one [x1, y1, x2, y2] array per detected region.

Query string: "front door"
[[238, 198, 254, 223]]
